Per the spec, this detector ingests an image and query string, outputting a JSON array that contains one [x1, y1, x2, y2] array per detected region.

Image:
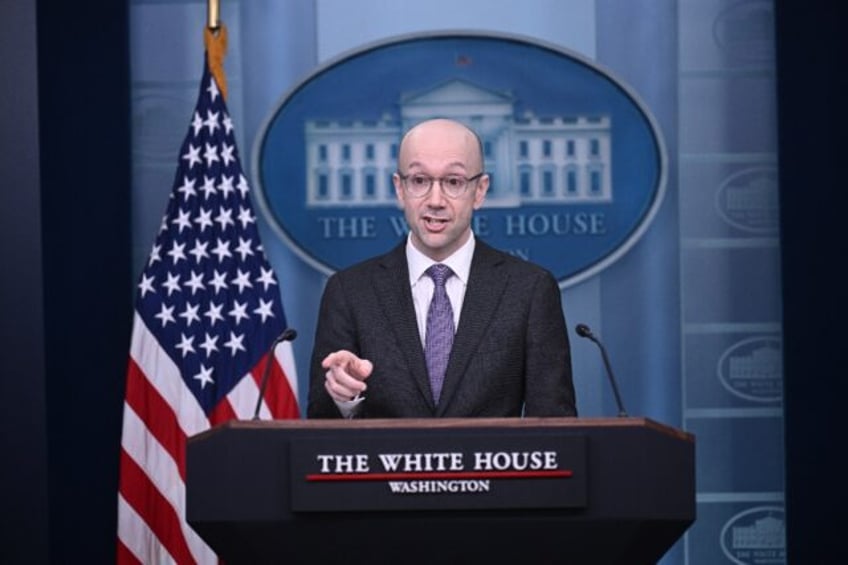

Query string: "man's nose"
[[425, 180, 447, 205]]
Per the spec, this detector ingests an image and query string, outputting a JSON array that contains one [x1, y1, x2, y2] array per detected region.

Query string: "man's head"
[[393, 118, 489, 261]]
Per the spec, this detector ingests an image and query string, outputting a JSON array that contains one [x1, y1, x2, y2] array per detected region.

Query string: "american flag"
[[117, 53, 300, 564]]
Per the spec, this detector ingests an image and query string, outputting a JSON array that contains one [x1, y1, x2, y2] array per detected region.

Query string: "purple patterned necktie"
[[425, 264, 455, 404]]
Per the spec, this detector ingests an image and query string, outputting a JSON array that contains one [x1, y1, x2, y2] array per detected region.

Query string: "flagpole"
[[203, 1, 228, 102], [207, 0, 220, 31]]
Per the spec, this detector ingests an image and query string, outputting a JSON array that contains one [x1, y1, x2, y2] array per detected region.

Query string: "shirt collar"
[[406, 232, 476, 286]]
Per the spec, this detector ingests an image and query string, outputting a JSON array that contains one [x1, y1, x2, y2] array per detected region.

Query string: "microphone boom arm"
[[592, 336, 628, 417], [252, 328, 297, 420], [576, 323, 628, 417]]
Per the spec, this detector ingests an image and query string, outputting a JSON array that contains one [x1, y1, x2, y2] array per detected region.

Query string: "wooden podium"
[[186, 417, 694, 564]]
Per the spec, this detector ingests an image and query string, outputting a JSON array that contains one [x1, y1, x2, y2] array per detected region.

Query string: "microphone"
[[575, 323, 628, 417], [252, 328, 298, 420]]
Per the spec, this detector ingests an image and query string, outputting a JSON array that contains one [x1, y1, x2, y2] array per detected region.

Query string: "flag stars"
[[254, 298, 275, 322], [148, 244, 162, 266], [256, 267, 277, 291], [199, 333, 219, 357], [162, 272, 182, 296], [224, 331, 246, 356], [203, 143, 220, 169], [188, 240, 210, 263], [167, 240, 187, 264], [199, 176, 217, 199], [235, 237, 254, 261], [207, 79, 220, 102], [182, 143, 202, 169], [231, 269, 253, 293], [138, 273, 156, 298], [193, 364, 215, 390], [211, 238, 232, 262], [214, 207, 235, 231], [228, 300, 250, 325], [191, 112, 204, 136], [184, 271, 206, 295], [179, 302, 202, 327], [176, 176, 197, 200], [236, 174, 250, 198], [154, 303, 176, 327], [203, 110, 220, 135], [175, 333, 196, 358], [194, 207, 214, 233], [209, 270, 228, 294], [172, 208, 192, 233], [223, 114, 234, 134], [204, 301, 225, 327], [218, 174, 236, 199], [221, 142, 236, 167], [237, 206, 255, 228]]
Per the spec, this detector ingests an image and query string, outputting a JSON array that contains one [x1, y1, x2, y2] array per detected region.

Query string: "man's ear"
[[473, 174, 490, 209], [393, 173, 405, 209]]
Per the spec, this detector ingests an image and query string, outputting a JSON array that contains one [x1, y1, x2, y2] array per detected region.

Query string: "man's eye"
[[410, 175, 430, 186], [444, 176, 463, 188]]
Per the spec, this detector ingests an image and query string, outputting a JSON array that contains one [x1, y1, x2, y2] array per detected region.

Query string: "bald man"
[[307, 118, 577, 418]]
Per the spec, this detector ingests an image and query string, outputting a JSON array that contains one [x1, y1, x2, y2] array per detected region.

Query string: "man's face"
[[393, 120, 489, 261]]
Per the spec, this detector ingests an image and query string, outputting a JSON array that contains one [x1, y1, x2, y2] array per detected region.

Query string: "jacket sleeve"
[[522, 270, 578, 417], [306, 273, 355, 418]]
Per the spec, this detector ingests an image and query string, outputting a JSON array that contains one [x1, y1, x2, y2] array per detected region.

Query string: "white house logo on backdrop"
[[717, 336, 783, 403], [715, 167, 779, 234], [254, 32, 666, 287], [714, 0, 775, 63], [720, 506, 786, 565]]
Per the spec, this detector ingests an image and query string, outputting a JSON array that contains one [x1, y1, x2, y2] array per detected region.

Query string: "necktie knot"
[[426, 263, 453, 287]]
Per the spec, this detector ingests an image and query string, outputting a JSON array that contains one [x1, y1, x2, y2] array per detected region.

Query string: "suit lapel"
[[372, 243, 435, 410], [436, 242, 507, 416]]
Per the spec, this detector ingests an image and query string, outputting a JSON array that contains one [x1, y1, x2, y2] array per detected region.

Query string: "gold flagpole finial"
[[207, 0, 220, 31]]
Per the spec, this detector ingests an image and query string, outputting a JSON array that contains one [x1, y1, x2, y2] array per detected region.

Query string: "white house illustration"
[[732, 515, 785, 549], [729, 345, 783, 381], [304, 79, 612, 208]]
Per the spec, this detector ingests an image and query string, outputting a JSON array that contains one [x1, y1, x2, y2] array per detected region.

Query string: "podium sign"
[[290, 432, 587, 511], [187, 417, 695, 565]]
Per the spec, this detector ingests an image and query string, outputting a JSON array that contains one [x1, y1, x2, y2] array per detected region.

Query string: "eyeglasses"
[[397, 172, 484, 199]]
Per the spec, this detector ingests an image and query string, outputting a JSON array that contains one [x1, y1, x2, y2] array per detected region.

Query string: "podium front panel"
[[187, 417, 694, 565]]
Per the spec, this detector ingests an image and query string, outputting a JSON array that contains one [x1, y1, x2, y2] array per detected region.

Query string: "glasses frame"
[[397, 171, 485, 199]]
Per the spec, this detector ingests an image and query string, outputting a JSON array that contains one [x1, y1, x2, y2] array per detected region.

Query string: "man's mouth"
[[423, 216, 449, 230]]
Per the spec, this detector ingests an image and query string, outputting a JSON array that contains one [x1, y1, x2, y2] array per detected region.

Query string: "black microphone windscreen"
[[575, 323, 592, 338]]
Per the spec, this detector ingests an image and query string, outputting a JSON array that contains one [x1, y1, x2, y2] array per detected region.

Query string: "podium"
[[186, 417, 694, 564]]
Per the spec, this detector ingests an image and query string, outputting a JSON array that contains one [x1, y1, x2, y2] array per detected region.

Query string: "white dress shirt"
[[406, 232, 475, 347]]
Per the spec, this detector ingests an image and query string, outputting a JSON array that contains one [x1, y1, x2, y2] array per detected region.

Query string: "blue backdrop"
[[7, 0, 844, 563]]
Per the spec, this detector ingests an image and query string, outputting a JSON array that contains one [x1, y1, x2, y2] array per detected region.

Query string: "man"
[[307, 118, 577, 418]]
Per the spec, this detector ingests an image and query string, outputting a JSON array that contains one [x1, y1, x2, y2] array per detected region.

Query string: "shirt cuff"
[[334, 394, 365, 419]]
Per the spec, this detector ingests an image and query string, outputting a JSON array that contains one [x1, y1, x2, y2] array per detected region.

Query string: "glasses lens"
[[442, 175, 467, 197], [407, 174, 432, 196]]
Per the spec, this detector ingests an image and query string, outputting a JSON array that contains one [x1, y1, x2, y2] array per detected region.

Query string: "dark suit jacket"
[[307, 239, 577, 418]]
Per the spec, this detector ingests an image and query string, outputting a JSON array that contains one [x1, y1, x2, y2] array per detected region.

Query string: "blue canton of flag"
[[136, 61, 289, 413]]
